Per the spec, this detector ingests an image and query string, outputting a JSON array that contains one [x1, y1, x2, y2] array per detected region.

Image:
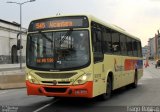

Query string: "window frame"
[[91, 22, 104, 63]]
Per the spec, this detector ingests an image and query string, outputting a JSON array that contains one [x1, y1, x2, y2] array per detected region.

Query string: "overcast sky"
[[0, 0, 160, 46]]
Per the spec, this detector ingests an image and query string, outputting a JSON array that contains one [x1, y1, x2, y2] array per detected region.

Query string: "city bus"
[[26, 14, 143, 100]]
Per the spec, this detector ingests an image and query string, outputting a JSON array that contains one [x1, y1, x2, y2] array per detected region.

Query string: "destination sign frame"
[[28, 16, 89, 32]]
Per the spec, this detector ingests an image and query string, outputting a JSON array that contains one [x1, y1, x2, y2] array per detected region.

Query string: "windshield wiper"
[[60, 28, 73, 45], [38, 31, 53, 42]]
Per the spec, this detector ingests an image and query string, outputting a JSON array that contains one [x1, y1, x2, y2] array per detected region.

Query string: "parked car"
[[155, 59, 160, 68]]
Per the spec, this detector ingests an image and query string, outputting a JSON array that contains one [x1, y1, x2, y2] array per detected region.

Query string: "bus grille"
[[44, 87, 67, 93], [42, 81, 70, 85], [35, 72, 77, 79]]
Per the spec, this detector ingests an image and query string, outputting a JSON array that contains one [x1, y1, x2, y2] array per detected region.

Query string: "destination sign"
[[36, 57, 55, 63], [28, 16, 89, 32]]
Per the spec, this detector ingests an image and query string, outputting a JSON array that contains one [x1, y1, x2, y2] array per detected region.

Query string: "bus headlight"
[[73, 73, 91, 85], [27, 74, 39, 84]]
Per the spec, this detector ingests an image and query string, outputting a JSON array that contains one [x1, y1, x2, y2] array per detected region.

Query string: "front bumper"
[[26, 81, 93, 98]]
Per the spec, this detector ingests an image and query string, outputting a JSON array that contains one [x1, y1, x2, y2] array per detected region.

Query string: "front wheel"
[[99, 77, 112, 100]]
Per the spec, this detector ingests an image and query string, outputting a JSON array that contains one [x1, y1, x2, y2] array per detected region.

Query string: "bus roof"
[[30, 14, 140, 41]]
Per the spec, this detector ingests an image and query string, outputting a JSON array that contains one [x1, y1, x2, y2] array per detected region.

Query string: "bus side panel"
[[92, 61, 106, 97], [122, 57, 135, 86], [102, 55, 143, 91], [103, 55, 123, 91], [122, 57, 143, 86], [137, 60, 143, 80]]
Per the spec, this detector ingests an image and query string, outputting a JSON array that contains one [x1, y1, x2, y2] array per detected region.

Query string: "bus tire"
[[99, 76, 112, 100], [131, 70, 138, 88]]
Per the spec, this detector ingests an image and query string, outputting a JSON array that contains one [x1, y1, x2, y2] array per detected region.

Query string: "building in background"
[[154, 34, 158, 59], [158, 30, 160, 59], [142, 45, 149, 60], [148, 37, 155, 59], [0, 19, 26, 64], [147, 30, 160, 60]]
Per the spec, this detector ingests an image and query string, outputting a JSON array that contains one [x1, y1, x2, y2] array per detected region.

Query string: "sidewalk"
[[0, 63, 25, 70], [0, 63, 26, 89]]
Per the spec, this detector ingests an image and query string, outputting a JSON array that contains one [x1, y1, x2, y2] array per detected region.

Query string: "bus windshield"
[[26, 30, 90, 71]]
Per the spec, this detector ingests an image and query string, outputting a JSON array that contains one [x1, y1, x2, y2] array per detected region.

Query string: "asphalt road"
[[0, 62, 160, 112]]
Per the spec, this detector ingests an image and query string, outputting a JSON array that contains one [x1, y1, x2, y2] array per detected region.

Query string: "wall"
[[148, 37, 155, 59], [142, 46, 148, 59], [0, 20, 27, 64]]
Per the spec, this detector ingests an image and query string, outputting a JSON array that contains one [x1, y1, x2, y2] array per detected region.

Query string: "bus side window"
[[111, 30, 121, 54], [137, 41, 142, 57], [102, 28, 112, 53], [132, 40, 138, 57], [120, 34, 127, 55], [92, 27, 104, 63], [127, 37, 133, 56]]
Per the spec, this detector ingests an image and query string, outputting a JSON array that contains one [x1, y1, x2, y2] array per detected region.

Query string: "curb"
[[0, 83, 25, 89], [0, 72, 26, 89]]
